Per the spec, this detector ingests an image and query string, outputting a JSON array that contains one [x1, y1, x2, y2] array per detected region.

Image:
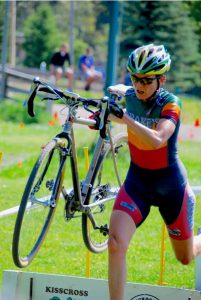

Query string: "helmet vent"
[[130, 58, 136, 70], [148, 48, 154, 56], [152, 64, 165, 71], [138, 51, 145, 66], [142, 57, 155, 70]]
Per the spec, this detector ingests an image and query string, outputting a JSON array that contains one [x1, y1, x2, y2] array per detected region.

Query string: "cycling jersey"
[[113, 87, 195, 240], [125, 87, 181, 169]]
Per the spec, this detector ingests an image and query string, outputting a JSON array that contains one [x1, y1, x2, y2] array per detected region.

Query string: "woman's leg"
[[161, 182, 201, 264], [66, 68, 74, 90], [170, 234, 201, 265], [108, 210, 136, 300], [53, 67, 63, 84]]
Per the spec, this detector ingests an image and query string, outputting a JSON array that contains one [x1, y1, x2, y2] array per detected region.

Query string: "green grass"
[[0, 117, 201, 291], [181, 95, 201, 125]]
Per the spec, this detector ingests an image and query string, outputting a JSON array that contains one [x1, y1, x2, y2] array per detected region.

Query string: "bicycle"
[[12, 77, 130, 268]]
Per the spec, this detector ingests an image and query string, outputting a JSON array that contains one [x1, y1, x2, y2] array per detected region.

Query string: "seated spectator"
[[79, 47, 102, 91], [49, 43, 74, 91]]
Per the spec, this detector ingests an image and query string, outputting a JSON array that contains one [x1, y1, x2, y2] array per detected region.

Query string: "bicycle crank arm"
[[82, 207, 109, 235]]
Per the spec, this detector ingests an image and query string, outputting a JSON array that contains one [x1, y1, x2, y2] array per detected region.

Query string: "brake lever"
[[110, 94, 122, 102], [99, 96, 109, 130], [83, 104, 94, 114]]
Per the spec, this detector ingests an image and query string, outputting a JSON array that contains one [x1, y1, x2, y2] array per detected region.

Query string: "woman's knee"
[[175, 253, 193, 265], [108, 234, 128, 256], [170, 236, 195, 265]]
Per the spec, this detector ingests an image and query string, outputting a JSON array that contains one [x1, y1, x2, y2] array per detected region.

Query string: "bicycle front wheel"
[[12, 139, 66, 268], [82, 133, 130, 253]]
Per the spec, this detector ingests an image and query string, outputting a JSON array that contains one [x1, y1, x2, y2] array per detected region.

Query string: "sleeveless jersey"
[[125, 87, 182, 169]]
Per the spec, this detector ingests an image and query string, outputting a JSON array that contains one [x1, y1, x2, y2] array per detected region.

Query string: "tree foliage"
[[23, 4, 60, 68], [20, 1, 109, 69], [72, 1, 109, 63], [0, 1, 4, 61], [120, 1, 201, 91], [188, 1, 201, 53], [0, 1, 200, 92]]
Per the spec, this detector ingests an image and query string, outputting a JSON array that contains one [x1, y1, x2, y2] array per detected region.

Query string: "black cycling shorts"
[[113, 161, 195, 240]]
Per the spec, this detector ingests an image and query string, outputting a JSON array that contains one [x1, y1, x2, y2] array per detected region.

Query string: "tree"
[[188, 1, 201, 53], [21, 1, 109, 70], [73, 1, 108, 63], [0, 1, 5, 61], [16, 1, 41, 32], [23, 4, 60, 68], [120, 1, 201, 91]]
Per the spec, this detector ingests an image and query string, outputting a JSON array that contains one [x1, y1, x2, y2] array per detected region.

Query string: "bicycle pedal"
[[100, 224, 109, 236]]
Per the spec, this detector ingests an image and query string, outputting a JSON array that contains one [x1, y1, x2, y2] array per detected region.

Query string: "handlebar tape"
[[27, 86, 38, 117]]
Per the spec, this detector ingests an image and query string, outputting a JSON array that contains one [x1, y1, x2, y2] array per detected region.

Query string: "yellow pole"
[[0, 152, 3, 164], [158, 222, 167, 285], [84, 147, 90, 278]]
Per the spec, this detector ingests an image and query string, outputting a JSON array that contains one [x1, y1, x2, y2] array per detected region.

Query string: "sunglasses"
[[130, 74, 159, 85]]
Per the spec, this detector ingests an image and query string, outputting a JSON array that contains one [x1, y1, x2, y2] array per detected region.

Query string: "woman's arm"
[[109, 113, 125, 124], [122, 113, 175, 149]]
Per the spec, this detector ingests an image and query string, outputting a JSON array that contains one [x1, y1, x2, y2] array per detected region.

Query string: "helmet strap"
[[143, 77, 161, 102]]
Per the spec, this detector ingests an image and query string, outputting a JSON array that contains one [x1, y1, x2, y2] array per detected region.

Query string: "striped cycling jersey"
[[125, 87, 182, 169]]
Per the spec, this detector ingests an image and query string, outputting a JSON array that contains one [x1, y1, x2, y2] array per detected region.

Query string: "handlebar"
[[26, 77, 104, 117], [25, 77, 125, 139]]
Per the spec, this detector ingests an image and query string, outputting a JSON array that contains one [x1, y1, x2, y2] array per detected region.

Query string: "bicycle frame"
[[53, 102, 118, 230], [26, 77, 124, 227]]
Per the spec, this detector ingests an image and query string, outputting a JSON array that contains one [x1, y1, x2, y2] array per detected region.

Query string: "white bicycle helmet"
[[127, 44, 171, 75]]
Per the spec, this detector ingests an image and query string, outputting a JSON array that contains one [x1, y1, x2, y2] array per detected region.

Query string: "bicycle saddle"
[[107, 84, 132, 97]]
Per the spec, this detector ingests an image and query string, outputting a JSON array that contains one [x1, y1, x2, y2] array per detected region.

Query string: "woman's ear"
[[159, 75, 166, 86]]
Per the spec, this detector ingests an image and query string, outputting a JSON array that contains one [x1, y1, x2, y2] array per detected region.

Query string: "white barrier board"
[[1, 270, 201, 300], [196, 254, 201, 291]]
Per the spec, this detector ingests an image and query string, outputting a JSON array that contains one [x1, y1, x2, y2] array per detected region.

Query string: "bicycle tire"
[[12, 138, 66, 268], [82, 133, 130, 253]]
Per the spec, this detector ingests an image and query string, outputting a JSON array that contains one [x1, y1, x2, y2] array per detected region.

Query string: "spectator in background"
[[49, 43, 74, 91], [79, 47, 102, 91]]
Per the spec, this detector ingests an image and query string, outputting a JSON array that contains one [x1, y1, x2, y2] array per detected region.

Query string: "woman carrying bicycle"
[[108, 44, 201, 300]]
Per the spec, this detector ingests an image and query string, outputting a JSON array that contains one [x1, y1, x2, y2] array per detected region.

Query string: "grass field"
[[0, 97, 201, 291]]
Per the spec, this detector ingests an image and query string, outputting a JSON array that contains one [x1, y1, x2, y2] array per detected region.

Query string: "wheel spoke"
[[82, 134, 130, 253], [12, 141, 64, 267]]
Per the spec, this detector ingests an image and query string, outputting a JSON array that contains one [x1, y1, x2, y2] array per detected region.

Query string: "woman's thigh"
[[109, 210, 136, 248]]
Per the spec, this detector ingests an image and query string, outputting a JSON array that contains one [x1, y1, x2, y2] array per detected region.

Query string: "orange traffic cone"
[[194, 118, 200, 127], [48, 120, 55, 127], [53, 111, 59, 124]]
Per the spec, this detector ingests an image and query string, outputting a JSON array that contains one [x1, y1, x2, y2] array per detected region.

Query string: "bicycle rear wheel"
[[82, 133, 130, 253], [12, 139, 66, 268]]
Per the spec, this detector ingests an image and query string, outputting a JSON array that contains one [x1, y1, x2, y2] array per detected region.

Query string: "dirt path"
[[0, 153, 32, 169], [178, 124, 201, 142]]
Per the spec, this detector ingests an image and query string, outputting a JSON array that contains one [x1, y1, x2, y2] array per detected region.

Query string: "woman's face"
[[130, 74, 165, 101]]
